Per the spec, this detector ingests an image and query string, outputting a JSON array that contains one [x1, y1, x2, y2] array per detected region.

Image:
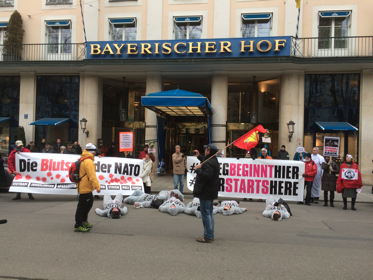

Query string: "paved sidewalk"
[[151, 174, 373, 203]]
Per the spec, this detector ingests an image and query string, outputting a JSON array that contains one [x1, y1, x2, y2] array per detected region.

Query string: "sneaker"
[[83, 222, 93, 229], [12, 196, 21, 200], [196, 237, 213, 243], [28, 194, 35, 200], [74, 226, 90, 233]]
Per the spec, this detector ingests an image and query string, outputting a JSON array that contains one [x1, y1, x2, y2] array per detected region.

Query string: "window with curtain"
[[0, 76, 20, 122], [241, 13, 272, 37], [109, 18, 137, 41], [318, 11, 350, 49], [304, 74, 360, 133], [174, 16, 202, 39], [46, 20, 72, 54]]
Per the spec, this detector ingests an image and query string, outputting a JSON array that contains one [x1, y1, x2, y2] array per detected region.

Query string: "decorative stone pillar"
[[359, 70, 373, 184], [19, 72, 37, 144], [78, 74, 103, 148], [213, 0, 230, 38], [278, 71, 305, 158], [145, 74, 162, 145], [211, 74, 228, 150]]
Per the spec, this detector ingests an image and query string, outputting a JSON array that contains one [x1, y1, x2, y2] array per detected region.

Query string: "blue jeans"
[[199, 199, 214, 240], [173, 174, 184, 193]]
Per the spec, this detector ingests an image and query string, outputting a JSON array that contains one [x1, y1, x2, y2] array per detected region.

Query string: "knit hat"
[[85, 143, 97, 151], [15, 140, 23, 147], [346, 154, 353, 160]]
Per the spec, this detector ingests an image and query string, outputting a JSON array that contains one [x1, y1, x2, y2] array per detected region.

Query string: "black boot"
[[330, 191, 335, 207], [343, 197, 347, 210], [28, 193, 35, 200], [12, 193, 21, 200], [323, 191, 328, 206], [351, 197, 356, 211]]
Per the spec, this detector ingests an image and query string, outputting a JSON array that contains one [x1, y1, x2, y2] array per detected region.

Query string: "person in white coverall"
[[262, 197, 290, 221], [95, 194, 128, 218]]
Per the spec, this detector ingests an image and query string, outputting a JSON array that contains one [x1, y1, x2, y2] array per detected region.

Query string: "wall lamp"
[[80, 118, 89, 137], [287, 120, 295, 142]]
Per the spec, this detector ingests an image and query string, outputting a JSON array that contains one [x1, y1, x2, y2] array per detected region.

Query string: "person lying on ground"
[[95, 194, 128, 218], [262, 197, 291, 221], [159, 197, 185, 216], [215, 200, 247, 216]]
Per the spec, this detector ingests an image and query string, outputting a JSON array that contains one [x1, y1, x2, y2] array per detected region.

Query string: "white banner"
[[323, 136, 340, 157], [9, 153, 144, 195], [187, 157, 305, 201], [341, 168, 358, 180]]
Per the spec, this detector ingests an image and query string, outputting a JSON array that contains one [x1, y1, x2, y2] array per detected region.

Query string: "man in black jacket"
[[193, 144, 220, 243]]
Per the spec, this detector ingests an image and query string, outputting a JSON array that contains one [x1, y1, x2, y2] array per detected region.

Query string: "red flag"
[[233, 125, 268, 151]]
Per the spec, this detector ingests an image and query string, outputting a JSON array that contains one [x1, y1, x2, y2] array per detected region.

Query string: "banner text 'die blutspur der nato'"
[[9, 153, 143, 195], [187, 157, 305, 201]]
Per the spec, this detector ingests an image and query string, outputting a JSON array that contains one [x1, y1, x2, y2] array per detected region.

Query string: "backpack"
[[68, 157, 89, 183]]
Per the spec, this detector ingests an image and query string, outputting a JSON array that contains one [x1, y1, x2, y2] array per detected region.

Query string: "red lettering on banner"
[[253, 165, 260, 177], [242, 164, 249, 176], [268, 165, 274, 178], [255, 179, 261, 193], [41, 159, 49, 171], [233, 178, 240, 192], [237, 164, 242, 176], [247, 179, 254, 193], [230, 163, 236, 176], [239, 179, 246, 193], [262, 180, 269, 194]]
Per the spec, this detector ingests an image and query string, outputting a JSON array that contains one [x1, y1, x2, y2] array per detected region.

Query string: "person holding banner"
[[172, 145, 186, 193], [8, 140, 34, 201], [303, 153, 318, 205], [321, 157, 339, 207], [258, 148, 272, 160], [336, 155, 362, 211], [74, 143, 101, 233], [140, 153, 155, 194], [0, 154, 14, 190], [193, 144, 220, 243]]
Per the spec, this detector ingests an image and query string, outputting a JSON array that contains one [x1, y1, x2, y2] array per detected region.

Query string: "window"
[[45, 20, 72, 54], [0, 22, 7, 57], [174, 16, 202, 40], [318, 11, 351, 49], [109, 0, 137, 2], [46, 0, 72, 5], [0, 0, 14, 7], [241, 13, 272, 37], [109, 18, 137, 41]]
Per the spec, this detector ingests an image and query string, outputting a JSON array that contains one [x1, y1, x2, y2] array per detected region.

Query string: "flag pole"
[[198, 141, 235, 166]]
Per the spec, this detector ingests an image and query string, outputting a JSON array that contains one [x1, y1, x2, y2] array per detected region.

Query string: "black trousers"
[[144, 183, 151, 194], [75, 192, 94, 227], [305, 181, 313, 203]]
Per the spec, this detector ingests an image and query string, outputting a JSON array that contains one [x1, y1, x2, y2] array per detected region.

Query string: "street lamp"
[[287, 120, 295, 142], [80, 118, 89, 137]]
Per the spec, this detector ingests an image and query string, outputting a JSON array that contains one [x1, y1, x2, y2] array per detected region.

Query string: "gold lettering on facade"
[[127, 43, 139, 54], [90, 44, 101, 55], [162, 43, 172, 55], [240, 40, 254, 52], [219, 41, 232, 53], [205, 41, 217, 53], [174, 42, 187, 54], [141, 43, 152, 55], [154, 43, 160, 54], [102, 43, 114, 55], [274, 39, 286, 52], [188, 42, 202, 53], [257, 40, 272, 52], [113, 43, 125, 55]]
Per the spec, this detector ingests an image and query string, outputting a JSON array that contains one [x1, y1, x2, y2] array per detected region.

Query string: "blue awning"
[[319, 11, 351, 18], [109, 18, 136, 25], [242, 13, 272, 21], [315, 122, 358, 131], [45, 20, 71, 27], [174, 16, 202, 23], [141, 89, 211, 117], [0, 22, 8, 28], [30, 118, 70, 126], [0, 117, 10, 123]]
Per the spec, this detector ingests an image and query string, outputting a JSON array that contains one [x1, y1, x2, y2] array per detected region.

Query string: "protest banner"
[[323, 136, 340, 157], [187, 157, 305, 201], [9, 153, 143, 195], [119, 132, 134, 152]]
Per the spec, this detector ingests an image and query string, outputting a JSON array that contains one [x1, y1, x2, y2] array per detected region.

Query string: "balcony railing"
[[46, 0, 73, 5], [0, 0, 14, 7], [0, 37, 372, 62]]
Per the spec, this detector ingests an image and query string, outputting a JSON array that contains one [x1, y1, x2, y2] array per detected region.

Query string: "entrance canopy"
[[30, 118, 70, 126], [0, 117, 10, 123], [141, 89, 211, 117], [315, 122, 358, 131]]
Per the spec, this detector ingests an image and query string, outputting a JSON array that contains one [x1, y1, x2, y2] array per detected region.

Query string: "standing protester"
[[336, 154, 362, 211], [26, 141, 38, 152], [259, 148, 272, 159], [42, 143, 54, 153], [138, 145, 149, 159], [65, 143, 75, 154], [74, 143, 101, 232], [303, 153, 317, 205], [193, 144, 220, 243], [172, 145, 186, 193], [72, 141, 82, 155], [310, 147, 325, 203], [321, 157, 339, 207], [293, 147, 306, 161], [54, 138, 63, 154], [277, 145, 290, 160], [8, 141, 34, 200], [0, 154, 14, 190], [140, 153, 155, 194], [38, 138, 47, 152]]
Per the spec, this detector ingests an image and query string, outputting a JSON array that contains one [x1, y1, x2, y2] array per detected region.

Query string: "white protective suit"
[[159, 197, 185, 216], [311, 153, 326, 198], [262, 197, 290, 221], [184, 197, 219, 218], [216, 200, 247, 216], [125, 189, 184, 208], [95, 194, 128, 218]]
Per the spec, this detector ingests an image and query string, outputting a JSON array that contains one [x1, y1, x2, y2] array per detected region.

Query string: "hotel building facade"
[[0, 0, 372, 183]]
